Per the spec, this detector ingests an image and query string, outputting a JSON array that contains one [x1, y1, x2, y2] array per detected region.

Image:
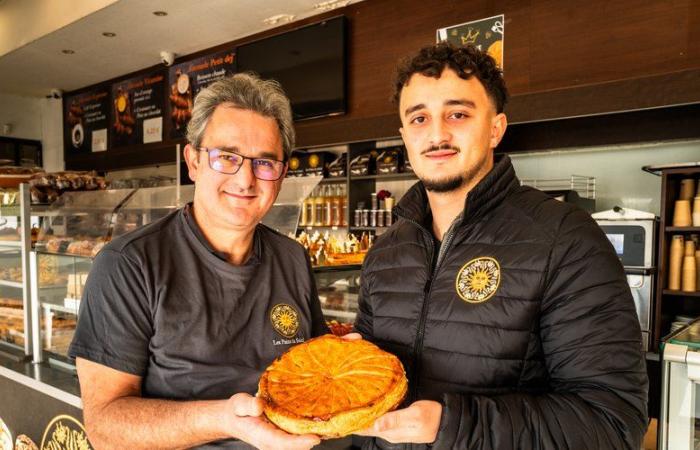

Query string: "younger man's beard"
[[419, 144, 465, 193], [422, 174, 465, 193]]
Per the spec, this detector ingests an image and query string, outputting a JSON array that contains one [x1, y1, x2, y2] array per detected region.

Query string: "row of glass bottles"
[[300, 184, 348, 227]]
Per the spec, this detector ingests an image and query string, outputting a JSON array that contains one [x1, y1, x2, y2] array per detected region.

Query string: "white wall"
[[0, 92, 42, 139], [0, 92, 64, 170], [39, 97, 64, 171], [510, 140, 700, 215]]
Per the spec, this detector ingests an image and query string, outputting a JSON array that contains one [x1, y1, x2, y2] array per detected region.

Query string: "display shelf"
[[318, 178, 346, 185], [0, 279, 23, 288], [350, 173, 417, 181], [321, 308, 356, 320], [665, 226, 700, 232], [350, 226, 390, 231], [313, 264, 362, 272], [298, 225, 345, 231], [663, 290, 700, 297], [40, 302, 78, 315], [0, 240, 22, 247]]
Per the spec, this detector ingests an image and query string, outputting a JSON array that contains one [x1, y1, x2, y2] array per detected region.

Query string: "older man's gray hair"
[[186, 72, 295, 159]]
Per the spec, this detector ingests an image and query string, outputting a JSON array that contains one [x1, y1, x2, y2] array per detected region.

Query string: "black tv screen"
[[236, 16, 347, 121]]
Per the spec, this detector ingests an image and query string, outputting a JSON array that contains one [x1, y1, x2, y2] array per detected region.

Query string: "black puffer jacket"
[[354, 156, 648, 450]]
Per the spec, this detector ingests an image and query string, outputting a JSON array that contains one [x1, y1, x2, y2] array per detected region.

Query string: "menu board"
[[437, 14, 505, 69], [167, 49, 236, 139], [63, 88, 109, 154], [110, 69, 166, 148]]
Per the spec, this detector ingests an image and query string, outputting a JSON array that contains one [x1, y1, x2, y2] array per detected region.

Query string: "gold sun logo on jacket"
[[270, 304, 300, 338], [455, 257, 501, 303]]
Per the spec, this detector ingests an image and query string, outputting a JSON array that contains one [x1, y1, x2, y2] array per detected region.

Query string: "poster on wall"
[[110, 69, 166, 148], [437, 14, 504, 69], [167, 49, 236, 139], [63, 87, 109, 154]]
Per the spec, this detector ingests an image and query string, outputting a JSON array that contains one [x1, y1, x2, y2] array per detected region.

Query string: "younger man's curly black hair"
[[393, 43, 508, 114]]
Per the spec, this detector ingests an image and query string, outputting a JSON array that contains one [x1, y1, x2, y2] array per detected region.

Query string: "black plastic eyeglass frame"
[[197, 147, 287, 181]]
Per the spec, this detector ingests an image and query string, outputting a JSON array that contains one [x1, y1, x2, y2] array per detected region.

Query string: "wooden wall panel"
[[65, 0, 700, 169]]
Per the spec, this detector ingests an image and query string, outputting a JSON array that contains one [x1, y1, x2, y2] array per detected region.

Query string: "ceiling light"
[[263, 14, 295, 25], [153, 11, 168, 16], [61, 49, 75, 54], [313, 0, 350, 11], [102, 32, 116, 37]]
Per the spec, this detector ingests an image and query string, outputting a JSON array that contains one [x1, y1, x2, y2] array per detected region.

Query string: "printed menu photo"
[[110, 69, 166, 148], [63, 87, 109, 154], [167, 49, 236, 139]]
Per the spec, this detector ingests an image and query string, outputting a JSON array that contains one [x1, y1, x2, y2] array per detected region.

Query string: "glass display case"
[[314, 266, 360, 334], [660, 319, 700, 450], [30, 185, 194, 366], [0, 185, 38, 357]]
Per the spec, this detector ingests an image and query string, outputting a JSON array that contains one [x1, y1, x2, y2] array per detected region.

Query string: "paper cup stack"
[[669, 234, 700, 292], [672, 178, 700, 227]]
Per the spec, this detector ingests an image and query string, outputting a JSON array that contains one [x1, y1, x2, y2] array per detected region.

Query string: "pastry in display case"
[[314, 266, 360, 334], [32, 185, 194, 365], [0, 184, 40, 355]]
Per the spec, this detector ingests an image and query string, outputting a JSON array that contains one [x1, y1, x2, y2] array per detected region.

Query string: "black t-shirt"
[[69, 206, 327, 447]]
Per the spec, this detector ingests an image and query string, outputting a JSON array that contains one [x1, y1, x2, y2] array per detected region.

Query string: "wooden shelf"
[[318, 178, 346, 185], [350, 173, 417, 181], [665, 226, 700, 232], [663, 290, 700, 297]]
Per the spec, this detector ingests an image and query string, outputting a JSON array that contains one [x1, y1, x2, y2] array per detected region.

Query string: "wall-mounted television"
[[236, 16, 347, 121]]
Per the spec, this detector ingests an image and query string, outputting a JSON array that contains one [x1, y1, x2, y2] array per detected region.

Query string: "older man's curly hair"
[[393, 43, 508, 113]]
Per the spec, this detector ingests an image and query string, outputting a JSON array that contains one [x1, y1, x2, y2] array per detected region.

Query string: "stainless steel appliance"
[[592, 207, 658, 352]]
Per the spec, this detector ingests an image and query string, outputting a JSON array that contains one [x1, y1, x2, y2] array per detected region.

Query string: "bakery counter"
[[0, 353, 84, 446], [0, 354, 356, 449]]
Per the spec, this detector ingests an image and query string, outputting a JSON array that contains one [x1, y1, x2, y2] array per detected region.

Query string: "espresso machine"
[[592, 207, 658, 352]]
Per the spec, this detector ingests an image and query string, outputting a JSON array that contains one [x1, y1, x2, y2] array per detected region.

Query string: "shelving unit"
[[646, 164, 700, 350], [294, 139, 417, 237]]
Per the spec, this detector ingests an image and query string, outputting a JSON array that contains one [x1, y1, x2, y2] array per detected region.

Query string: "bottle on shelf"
[[324, 185, 333, 227], [314, 186, 325, 226], [307, 187, 317, 227], [300, 189, 311, 227], [331, 184, 342, 227], [340, 184, 348, 226]]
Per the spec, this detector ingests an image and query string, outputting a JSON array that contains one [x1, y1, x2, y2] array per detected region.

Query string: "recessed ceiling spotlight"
[[61, 49, 75, 54], [263, 14, 295, 25], [153, 11, 168, 16], [102, 32, 116, 37], [313, 0, 350, 11]]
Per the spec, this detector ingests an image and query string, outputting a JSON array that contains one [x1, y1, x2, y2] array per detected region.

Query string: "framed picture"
[[437, 14, 504, 69]]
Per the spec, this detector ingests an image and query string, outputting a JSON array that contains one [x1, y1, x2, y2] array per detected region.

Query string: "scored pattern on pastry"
[[258, 335, 407, 437]]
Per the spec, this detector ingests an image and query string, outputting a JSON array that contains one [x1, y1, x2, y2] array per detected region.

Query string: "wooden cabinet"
[[650, 164, 700, 350]]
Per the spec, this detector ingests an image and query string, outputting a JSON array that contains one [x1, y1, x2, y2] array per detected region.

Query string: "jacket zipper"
[[403, 216, 460, 401]]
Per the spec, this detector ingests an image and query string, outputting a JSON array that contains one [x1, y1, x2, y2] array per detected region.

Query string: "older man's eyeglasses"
[[197, 147, 287, 181]]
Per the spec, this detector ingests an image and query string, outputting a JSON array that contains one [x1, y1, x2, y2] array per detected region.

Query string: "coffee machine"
[[592, 207, 658, 352]]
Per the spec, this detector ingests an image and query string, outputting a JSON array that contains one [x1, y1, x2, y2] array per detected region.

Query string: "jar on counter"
[[369, 209, 378, 227], [385, 210, 393, 227], [377, 209, 385, 227], [354, 209, 362, 227], [361, 209, 370, 227]]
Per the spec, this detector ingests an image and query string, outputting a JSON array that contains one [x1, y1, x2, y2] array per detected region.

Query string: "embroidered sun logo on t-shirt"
[[455, 257, 501, 304], [270, 304, 300, 338]]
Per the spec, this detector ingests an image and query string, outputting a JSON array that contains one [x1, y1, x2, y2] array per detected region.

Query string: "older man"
[[354, 43, 648, 449], [69, 74, 326, 450]]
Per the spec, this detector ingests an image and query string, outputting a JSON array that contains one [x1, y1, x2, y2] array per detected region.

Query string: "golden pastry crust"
[[258, 335, 407, 438]]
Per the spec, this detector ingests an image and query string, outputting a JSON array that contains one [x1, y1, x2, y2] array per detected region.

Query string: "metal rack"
[[520, 175, 596, 199]]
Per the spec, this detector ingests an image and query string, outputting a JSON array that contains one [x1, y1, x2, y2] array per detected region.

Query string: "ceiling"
[[0, 0, 359, 98]]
